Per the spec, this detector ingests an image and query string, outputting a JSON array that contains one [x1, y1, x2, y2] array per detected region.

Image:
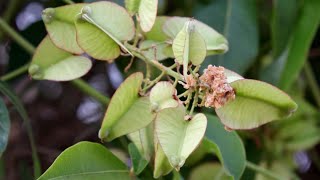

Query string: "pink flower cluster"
[[199, 65, 235, 108]]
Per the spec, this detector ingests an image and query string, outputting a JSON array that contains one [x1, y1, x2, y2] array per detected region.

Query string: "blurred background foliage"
[[0, 0, 319, 179]]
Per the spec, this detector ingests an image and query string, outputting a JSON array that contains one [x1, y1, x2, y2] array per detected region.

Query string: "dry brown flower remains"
[[199, 65, 235, 108]]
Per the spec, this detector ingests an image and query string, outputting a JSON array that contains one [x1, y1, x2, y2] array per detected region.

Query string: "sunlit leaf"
[[163, 17, 228, 55], [75, 1, 135, 61], [216, 79, 298, 129], [172, 20, 207, 68], [139, 0, 158, 32], [149, 81, 178, 111], [38, 142, 130, 180], [99, 73, 155, 141], [128, 143, 148, 175], [28, 36, 92, 81], [42, 4, 85, 54], [155, 105, 207, 170], [279, 0, 320, 90], [0, 98, 9, 158]]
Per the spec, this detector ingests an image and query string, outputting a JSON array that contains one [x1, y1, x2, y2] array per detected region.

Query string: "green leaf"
[[271, 0, 300, 58], [205, 115, 246, 180], [125, 0, 141, 15], [144, 16, 169, 42], [276, 120, 320, 151], [0, 98, 9, 157], [172, 20, 207, 68], [189, 163, 230, 180], [154, 139, 173, 178], [216, 79, 298, 129], [140, 40, 171, 61], [127, 124, 154, 161], [194, 0, 258, 74], [155, 105, 207, 170], [75, 1, 135, 61], [99, 73, 155, 141], [38, 141, 130, 180], [0, 82, 41, 178], [42, 4, 85, 54], [28, 36, 92, 81], [149, 81, 178, 111], [139, 0, 158, 32], [163, 17, 228, 55], [128, 143, 148, 175], [279, 0, 320, 90]]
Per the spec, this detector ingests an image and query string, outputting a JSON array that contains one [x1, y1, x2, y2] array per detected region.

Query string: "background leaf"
[[128, 143, 148, 175], [29, 36, 92, 81], [271, 0, 300, 58], [163, 17, 228, 54], [205, 115, 246, 180], [216, 79, 298, 129], [194, 0, 258, 74], [38, 141, 130, 180], [144, 16, 168, 42], [279, 0, 320, 90], [0, 82, 41, 178], [189, 163, 230, 180], [0, 97, 9, 158]]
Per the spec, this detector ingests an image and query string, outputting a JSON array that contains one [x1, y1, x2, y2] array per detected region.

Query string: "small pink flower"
[[200, 65, 235, 108]]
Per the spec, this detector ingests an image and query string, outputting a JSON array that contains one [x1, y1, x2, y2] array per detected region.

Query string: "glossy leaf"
[[279, 0, 320, 90], [75, 1, 135, 61], [216, 79, 298, 129], [194, 0, 258, 74], [163, 17, 228, 55], [139, 0, 158, 32], [42, 4, 85, 54], [38, 142, 130, 180], [189, 163, 230, 180], [149, 81, 178, 111], [29, 36, 92, 81], [154, 137, 173, 178], [144, 16, 169, 42], [155, 105, 207, 170], [128, 143, 148, 175], [0, 98, 9, 157], [99, 73, 155, 141], [172, 20, 207, 67], [205, 115, 246, 180]]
